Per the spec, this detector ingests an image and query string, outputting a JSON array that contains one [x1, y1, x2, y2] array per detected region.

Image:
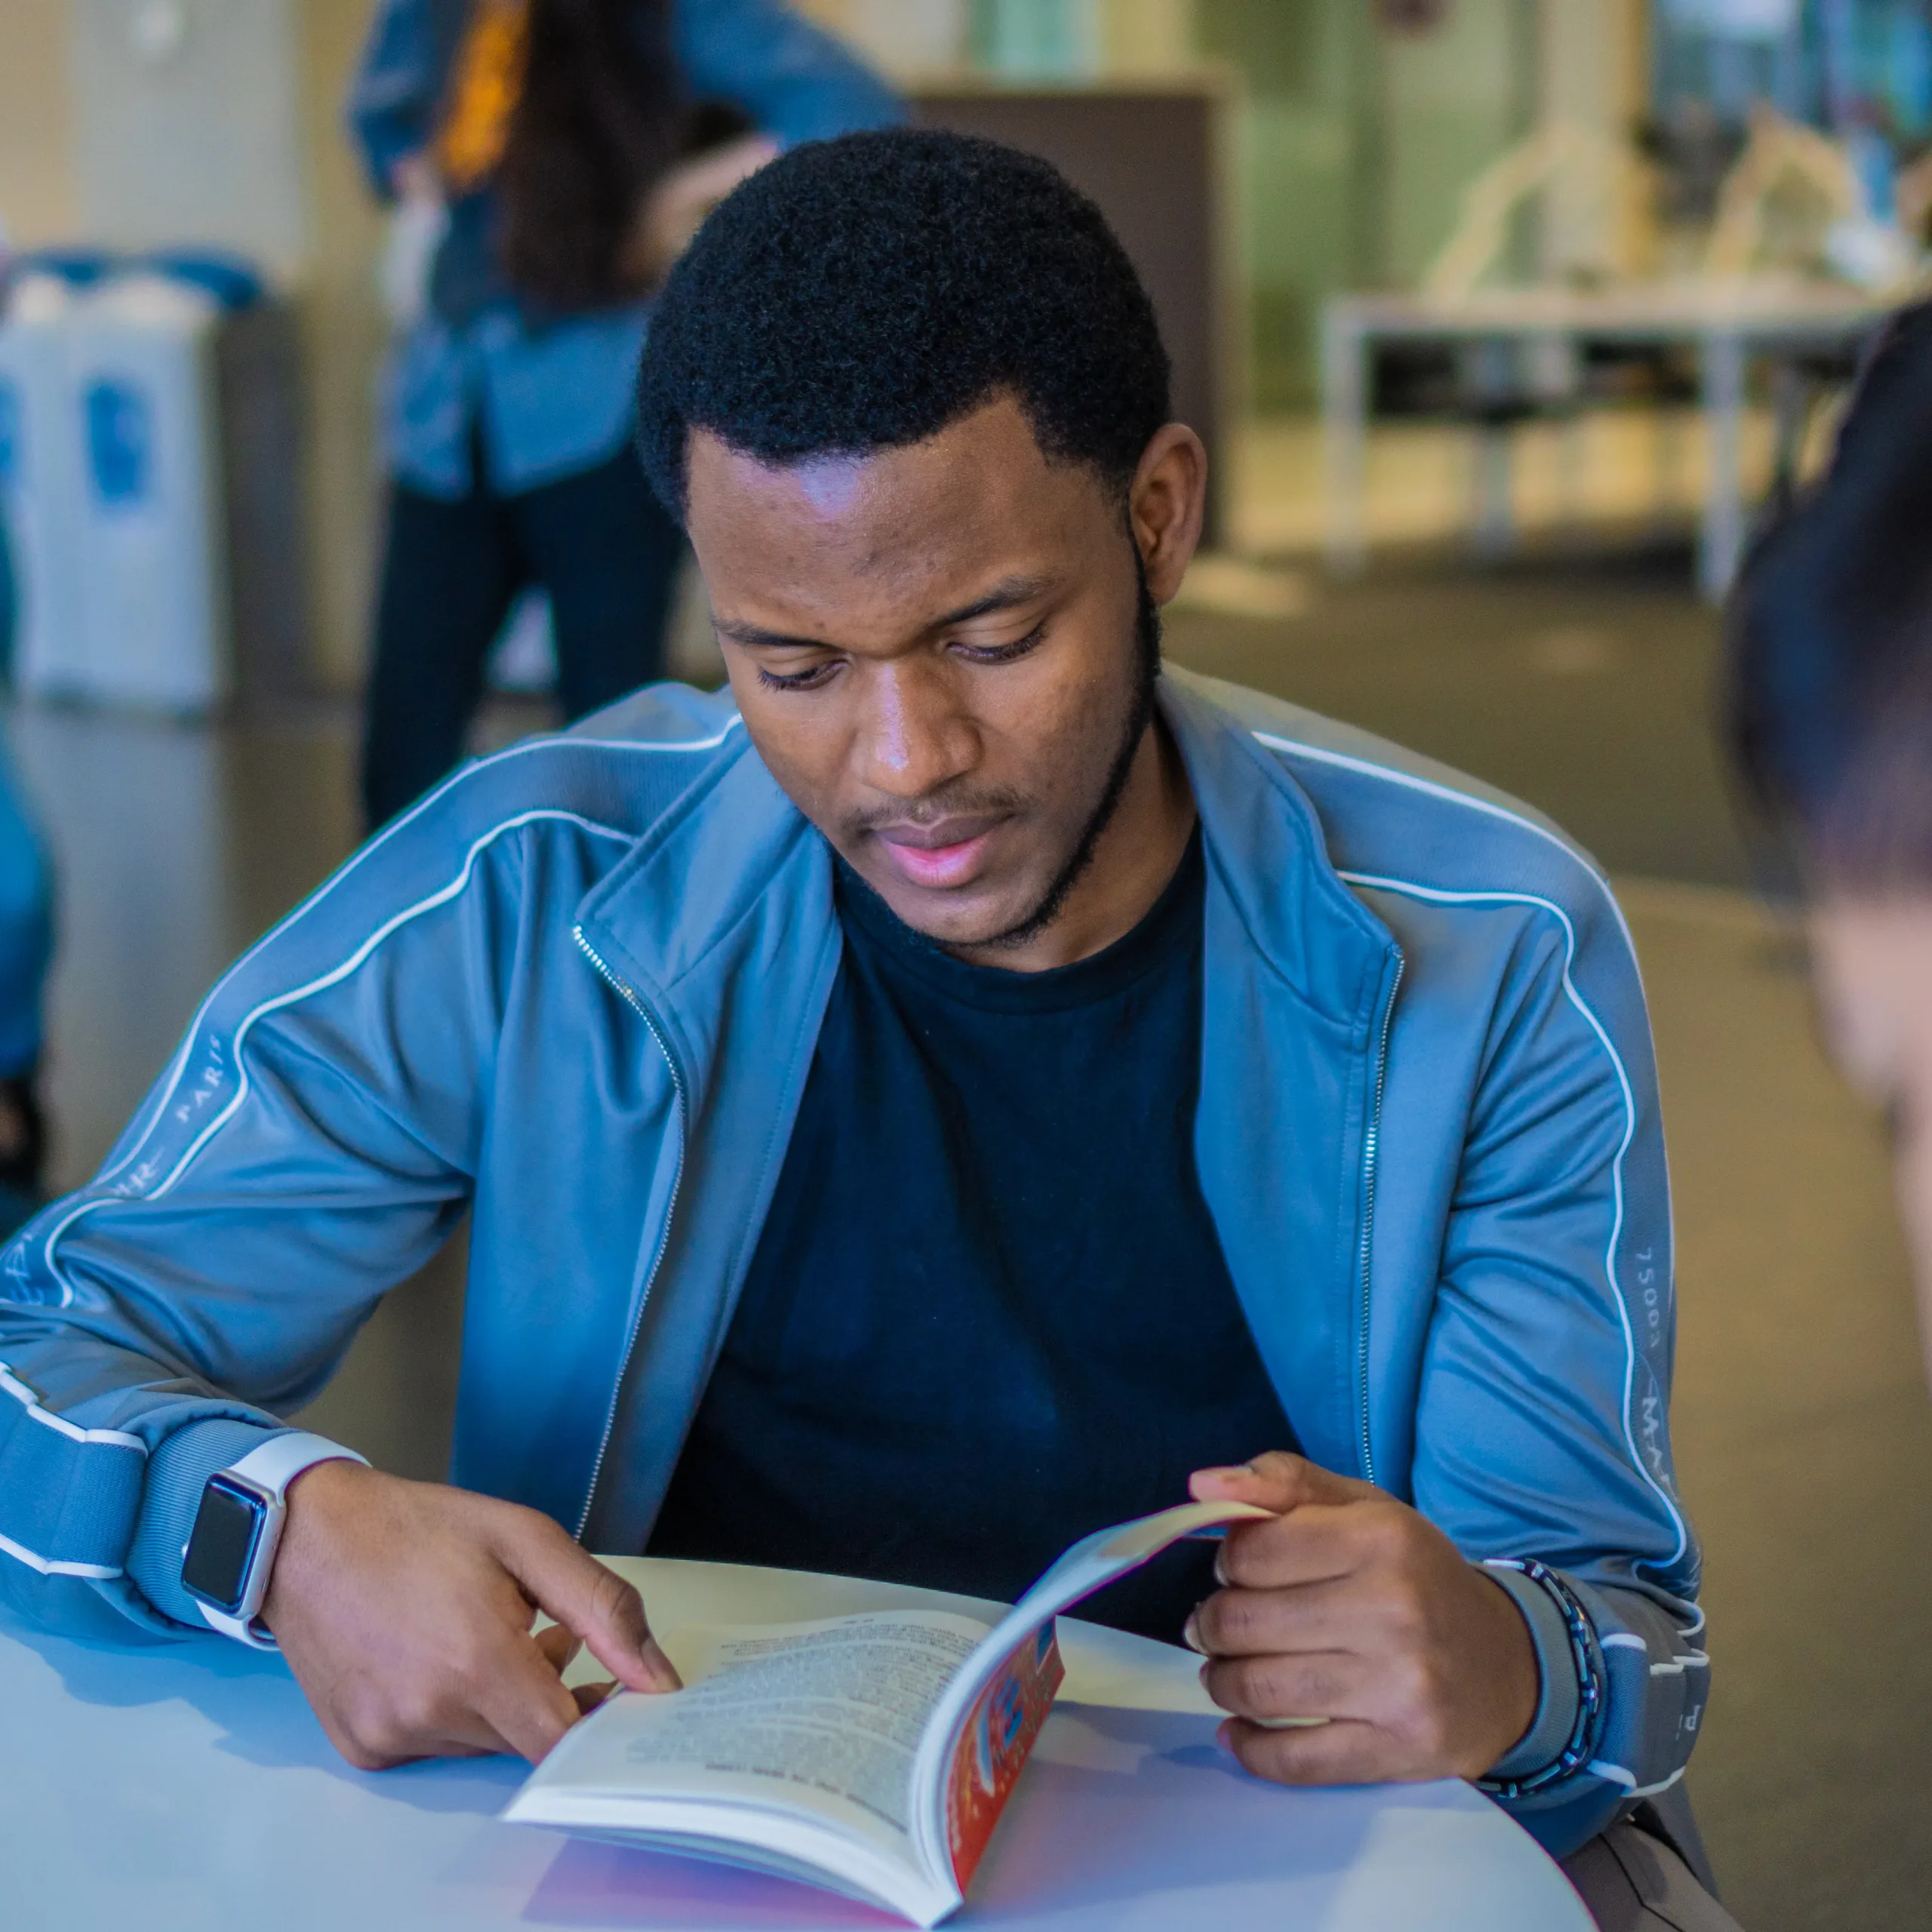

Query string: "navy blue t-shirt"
[[648, 829, 1298, 1641]]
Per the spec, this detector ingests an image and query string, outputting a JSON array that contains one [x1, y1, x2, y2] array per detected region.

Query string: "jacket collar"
[[576, 665, 1392, 1044], [1157, 666, 1392, 1033], [572, 731, 829, 1117]]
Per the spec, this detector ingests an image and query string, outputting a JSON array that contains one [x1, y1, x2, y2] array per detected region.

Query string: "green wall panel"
[[1202, 0, 1532, 408]]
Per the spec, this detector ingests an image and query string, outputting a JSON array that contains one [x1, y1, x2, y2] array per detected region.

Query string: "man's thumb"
[[1189, 1451, 1375, 1514]]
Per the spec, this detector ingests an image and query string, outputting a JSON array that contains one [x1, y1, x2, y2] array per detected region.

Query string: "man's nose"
[[854, 660, 978, 801]]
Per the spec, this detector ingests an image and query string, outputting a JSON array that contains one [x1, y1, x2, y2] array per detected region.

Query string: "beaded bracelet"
[[1474, 1558, 1605, 1800]]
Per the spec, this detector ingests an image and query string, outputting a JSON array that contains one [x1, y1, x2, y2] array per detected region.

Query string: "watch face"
[[181, 1475, 268, 1615]]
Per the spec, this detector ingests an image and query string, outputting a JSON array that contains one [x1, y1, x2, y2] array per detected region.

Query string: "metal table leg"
[[1699, 327, 1746, 601], [1323, 304, 1369, 577]]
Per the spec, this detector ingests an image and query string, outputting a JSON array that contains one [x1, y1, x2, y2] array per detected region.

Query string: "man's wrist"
[[177, 1431, 368, 1649], [1476, 1559, 1605, 1794]]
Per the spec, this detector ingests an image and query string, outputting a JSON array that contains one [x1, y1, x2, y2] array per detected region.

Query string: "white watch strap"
[[195, 1432, 368, 1650], [226, 1430, 368, 1503]]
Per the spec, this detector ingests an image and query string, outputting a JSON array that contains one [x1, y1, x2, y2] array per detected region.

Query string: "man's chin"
[[854, 862, 1044, 953]]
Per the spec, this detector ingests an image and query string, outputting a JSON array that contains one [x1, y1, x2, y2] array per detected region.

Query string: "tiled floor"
[[10, 552, 1926, 1930]]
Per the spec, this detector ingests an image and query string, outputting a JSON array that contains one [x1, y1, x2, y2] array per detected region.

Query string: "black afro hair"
[[634, 128, 1172, 517]]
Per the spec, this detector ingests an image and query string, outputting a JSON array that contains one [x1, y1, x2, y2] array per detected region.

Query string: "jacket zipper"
[[1355, 952, 1403, 1488], [571, 924, 687, 1542]]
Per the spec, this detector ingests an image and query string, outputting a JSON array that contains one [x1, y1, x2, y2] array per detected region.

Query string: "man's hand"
[[623, 134, 780, 286], [389, 149, 439, 205], [262, 1462, 680, 1771], [1185, 1453, 1540, 1786]]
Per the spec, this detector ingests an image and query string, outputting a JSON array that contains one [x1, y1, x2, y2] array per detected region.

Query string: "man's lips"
[[871, 817, 1005, 890]]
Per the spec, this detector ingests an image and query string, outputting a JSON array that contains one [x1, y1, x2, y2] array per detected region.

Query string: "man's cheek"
[[735, 707, 843, 820], [989, 681, 1112, 790]]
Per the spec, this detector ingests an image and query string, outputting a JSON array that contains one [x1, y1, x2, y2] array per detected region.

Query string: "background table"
[[1322, 278, 1890, 598], [0, 1555, 1590, 1930]]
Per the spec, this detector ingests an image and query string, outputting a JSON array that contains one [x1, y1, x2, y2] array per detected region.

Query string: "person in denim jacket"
[[346, 0, 900, 826]]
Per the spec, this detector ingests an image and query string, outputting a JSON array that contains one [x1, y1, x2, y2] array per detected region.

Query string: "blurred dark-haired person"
[[346, 0, 900, 827], [0, 522, 54, 1232], [0, 133, 1728, 1930], [1728, 299, 1932, 1380]]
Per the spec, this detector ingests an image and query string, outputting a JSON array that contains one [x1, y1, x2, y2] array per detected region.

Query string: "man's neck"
[[946, 718, 1198, 974]]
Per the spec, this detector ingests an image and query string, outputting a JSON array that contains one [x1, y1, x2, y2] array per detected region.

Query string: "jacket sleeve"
[[344, 0, 440, 200], [0, 804, 527, 1641], [675, 0, 906, 148], [1412, 892, 1704, 1859]]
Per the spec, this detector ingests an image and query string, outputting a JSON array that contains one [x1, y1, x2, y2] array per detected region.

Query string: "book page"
[[521, 1610, 989, 1854], [1004, 1497, 1275, 1630], [911, 1497, 1272, 1887]]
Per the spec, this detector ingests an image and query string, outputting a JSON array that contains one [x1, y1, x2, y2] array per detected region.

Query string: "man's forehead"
[[685, 412, 1104, 628], [786, 455, 869, 520], [685, 398, 1099, 539]]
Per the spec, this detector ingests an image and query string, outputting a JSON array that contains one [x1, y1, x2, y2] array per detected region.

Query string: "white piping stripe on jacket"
[[55, 725, 743, 1214], [0, 1528, 118, 1580], [1251, 731, 1641, 958], [1, 1363, 146, 1450], [40, 802, 646, 1309], [1587, 1761, 1687, 1798], [1600, 1632, 1649, 1653], [1248, 727, 1684, 1574], [1334, 871, 1690, 1575]]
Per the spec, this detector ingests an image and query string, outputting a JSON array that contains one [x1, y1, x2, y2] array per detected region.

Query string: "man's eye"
[[755, 660, 841, 691], [956, 622, 1047, 665]]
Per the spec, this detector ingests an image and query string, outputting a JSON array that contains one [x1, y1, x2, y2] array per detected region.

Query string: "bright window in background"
[[1655, 0, 1932, 137]]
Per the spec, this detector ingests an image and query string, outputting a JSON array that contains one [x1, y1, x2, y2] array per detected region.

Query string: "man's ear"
[[1128, 424, 1209, 605]]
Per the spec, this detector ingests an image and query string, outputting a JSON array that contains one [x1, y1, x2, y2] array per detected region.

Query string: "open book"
[[504, 1497, 1269, 1926]]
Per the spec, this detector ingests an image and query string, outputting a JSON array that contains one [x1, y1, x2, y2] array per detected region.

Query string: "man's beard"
[[972, 562, 1164, 955]]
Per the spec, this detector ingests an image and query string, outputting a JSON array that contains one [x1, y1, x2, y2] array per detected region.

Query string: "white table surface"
[[1319, 274, 1890, 597], [1324, 277, 1890, 337], [0, 1556, 1591, 1931]]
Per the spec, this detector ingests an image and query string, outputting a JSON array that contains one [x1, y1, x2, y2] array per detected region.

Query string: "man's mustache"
[[844, 786, 1030, 835]]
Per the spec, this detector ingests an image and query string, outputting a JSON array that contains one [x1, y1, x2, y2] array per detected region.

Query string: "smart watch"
[[180, 1432, 368, 1648]]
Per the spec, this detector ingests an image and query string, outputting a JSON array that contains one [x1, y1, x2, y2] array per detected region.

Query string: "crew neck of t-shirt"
[[830, 826, 1205, 1016]]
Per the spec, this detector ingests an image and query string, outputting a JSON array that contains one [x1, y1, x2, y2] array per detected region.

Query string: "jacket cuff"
[[1481, 1561, 1585, 1782], [125, 1417, 291, 1628]]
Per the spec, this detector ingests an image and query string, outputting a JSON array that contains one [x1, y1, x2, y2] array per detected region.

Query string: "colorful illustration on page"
[[945, 1621, 1065, 1889]]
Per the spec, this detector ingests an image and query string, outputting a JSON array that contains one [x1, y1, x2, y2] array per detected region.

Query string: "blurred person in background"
[[0, 515, 58, 1234], [348, 0, 900, 827], [1727, 300, 1932, 1384]]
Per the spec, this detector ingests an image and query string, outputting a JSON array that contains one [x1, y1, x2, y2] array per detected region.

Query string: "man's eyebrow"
[[929, 575, 1055, 628], [711, 616, 834, 648], [712, 577, 1055, 651]]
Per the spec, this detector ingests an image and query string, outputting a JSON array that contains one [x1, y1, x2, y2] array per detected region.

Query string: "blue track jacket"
[[0, 669, 1704, 1857]]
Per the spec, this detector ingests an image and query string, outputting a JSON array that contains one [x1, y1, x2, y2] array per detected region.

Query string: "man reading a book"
[[0, 132, 1724, 1927]]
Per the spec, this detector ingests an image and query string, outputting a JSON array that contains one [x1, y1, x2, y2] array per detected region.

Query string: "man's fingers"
[[1189, 1451, 1380, 1517], [472, 1638, 589, 1764], [1210, 1504, 1395, 1592], [1186, 1577, 1362, 1657], [531, 1620, 583, 1676], [495, 1516, 681, 1694], [572, 1679, 620, 1717], [1200, 1647, 1376, 1724], [1221, 1715, 1398, 1787], [318, 1681, 522, 1771]]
